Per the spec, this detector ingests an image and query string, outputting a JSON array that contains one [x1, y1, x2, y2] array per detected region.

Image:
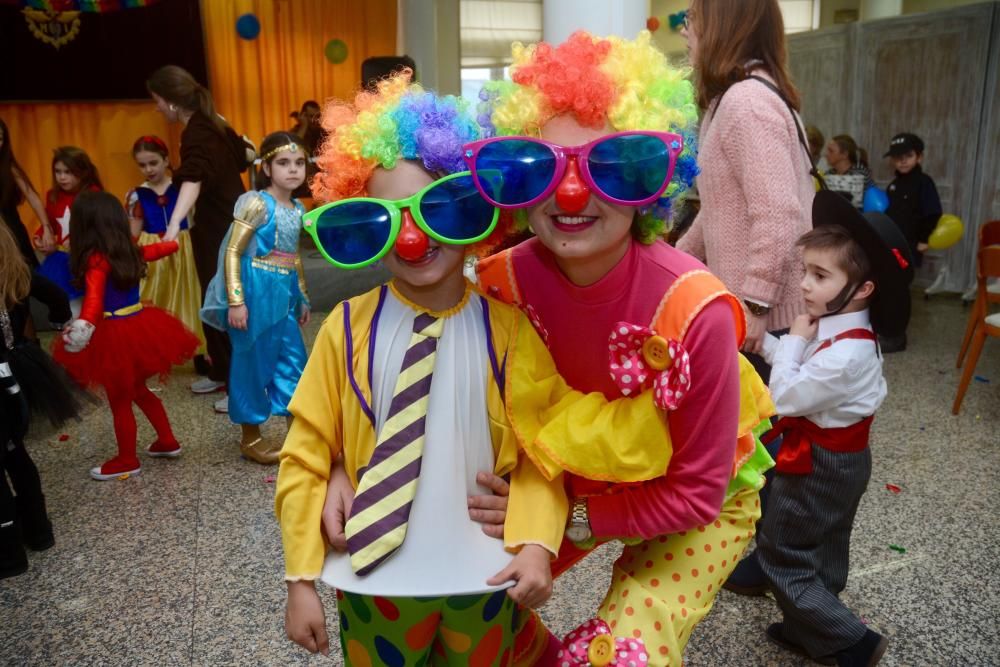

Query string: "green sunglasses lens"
[[313, 201, 392, 266], [419, 173, 499, 242]]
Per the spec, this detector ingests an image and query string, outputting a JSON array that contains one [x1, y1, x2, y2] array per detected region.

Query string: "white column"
[[861, 0, 903, 20], [402, 0, 461, 95], [542, 0, 648, 43]]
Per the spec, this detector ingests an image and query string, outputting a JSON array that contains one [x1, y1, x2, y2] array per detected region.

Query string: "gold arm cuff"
[[295, 253, 309, 303], [225, 220, 256, 306]]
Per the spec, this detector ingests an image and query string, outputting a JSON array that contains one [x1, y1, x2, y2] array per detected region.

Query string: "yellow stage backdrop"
[[1, 0, 397, 234]]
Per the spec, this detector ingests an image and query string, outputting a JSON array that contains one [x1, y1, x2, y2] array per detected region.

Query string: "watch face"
[[566, 524, 590, 543]]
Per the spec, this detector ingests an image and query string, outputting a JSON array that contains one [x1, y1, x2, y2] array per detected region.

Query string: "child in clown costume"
[[319, 32, 777, 667], [275, 72, 678, 665], [201, 131, 311, 465]]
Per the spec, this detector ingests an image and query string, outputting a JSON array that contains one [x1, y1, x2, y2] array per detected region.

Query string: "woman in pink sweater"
[[677, 0, 818, 607], [676, 0, 813, 368]]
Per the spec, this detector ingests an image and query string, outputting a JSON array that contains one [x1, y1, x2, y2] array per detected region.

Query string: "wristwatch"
[[742, 299, 771, 317], [565, 497, 592, 543]]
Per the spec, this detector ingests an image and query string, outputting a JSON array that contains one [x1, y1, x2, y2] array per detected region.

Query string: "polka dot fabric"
[[336, 590, 517, 666], [557, 618, 649, 665], [607, 322, 691, 411], [596, 486, 761, 666]]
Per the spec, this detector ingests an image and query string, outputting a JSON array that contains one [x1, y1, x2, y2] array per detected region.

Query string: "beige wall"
[[904, 0, 988, 12], [649, 0, 689, 61]]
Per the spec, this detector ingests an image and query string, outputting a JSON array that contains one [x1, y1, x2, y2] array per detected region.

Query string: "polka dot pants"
[[597, 485, 762, 667], [336, 590, 517, 667]]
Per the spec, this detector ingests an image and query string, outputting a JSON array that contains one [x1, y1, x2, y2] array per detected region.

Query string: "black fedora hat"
[[811, 190, 914, 337]]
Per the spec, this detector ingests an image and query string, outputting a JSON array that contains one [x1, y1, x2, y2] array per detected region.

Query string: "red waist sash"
[[763, 415, 874, 474]]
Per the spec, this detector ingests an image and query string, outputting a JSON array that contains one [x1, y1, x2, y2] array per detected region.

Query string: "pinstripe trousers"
[[756, 443, 872, 658]]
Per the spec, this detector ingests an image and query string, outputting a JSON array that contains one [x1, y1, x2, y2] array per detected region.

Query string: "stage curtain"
[[0, 0, 397, 235]]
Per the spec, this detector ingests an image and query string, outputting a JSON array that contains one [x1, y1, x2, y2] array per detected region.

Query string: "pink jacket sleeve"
[[587, 299, 740, 539], [675, 211, 706, 261], [718, 85, 809, 305]]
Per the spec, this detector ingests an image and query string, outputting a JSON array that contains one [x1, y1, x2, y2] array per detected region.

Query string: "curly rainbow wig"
[[478, 31, 700, 242], [311, 69, 481, 203]]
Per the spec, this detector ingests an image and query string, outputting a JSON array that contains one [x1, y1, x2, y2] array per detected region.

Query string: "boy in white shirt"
[[756, 191, 914, 667]]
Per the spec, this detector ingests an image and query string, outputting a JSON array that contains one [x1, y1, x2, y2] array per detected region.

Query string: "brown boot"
[[239, 425, 279, 465]]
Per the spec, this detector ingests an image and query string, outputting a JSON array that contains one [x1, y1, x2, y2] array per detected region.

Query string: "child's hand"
[[789, 314, 818, 340], [468, 471, 509, 539], [487, 544, 553, 609], [322, 459, 355, 551], [37, 229, 56, 254], [285, 580, 330, 655], [163, 221, 181, 242], [917, 242, 929, 253], [298, 305, 311, 327], [228, 305, 249, 330]]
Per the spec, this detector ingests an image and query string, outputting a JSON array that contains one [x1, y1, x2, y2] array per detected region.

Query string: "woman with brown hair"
[[147, 65, 254, 413], [675, 0, 815, 609], [676, 0, 813, 369], [825, 134, 876, 206]]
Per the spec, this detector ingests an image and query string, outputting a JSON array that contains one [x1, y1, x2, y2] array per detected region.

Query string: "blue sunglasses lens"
[[475, 140, 555, 205], [419, 174, 497, 242], [314, 201, 392, 265], [588, 134, 672, 202]]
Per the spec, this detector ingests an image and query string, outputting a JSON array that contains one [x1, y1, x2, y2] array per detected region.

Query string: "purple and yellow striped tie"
[[345, 313, 443, 575]]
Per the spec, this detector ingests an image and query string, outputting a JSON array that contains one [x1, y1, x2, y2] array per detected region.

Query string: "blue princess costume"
[[201, 191, 309, 425], [126, 181, 207, 355]]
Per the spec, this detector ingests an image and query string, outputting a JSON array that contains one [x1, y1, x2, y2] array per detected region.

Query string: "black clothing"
[[173, 110, 250, 382], [2, 206, 39, 268], [886, 165, 942, 265]]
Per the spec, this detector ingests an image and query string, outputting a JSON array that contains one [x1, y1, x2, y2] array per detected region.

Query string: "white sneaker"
[[191, 378, 226, 394], [214, 396, 229, 414]]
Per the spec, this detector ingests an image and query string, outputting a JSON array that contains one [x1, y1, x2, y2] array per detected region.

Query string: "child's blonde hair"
[[0, 221, 31, 309]]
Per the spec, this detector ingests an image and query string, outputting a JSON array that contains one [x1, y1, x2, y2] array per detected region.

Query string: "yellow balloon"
[[928, 214, 963, 250]]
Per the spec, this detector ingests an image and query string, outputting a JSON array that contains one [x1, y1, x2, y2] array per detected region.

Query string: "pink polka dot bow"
[[608, 322, 691, 410], [557, 618, 649, 666]]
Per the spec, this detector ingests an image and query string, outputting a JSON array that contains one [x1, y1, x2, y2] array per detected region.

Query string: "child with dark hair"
[[0, 119, 53, 266], [201, 131, 310, 464], [52, 191, 199, 480], [126, 135, 207, 364], [755, 190, 913, 667], [885, 132, 942, 265], [882, 132, 940, 351], [37, 146, 104, 315]]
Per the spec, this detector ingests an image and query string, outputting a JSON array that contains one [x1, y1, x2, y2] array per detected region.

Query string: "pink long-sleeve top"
[[676, 70, 814, 331], [498, 237, 740, 540]]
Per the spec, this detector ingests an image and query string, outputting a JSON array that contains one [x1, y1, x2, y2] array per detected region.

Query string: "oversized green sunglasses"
[[302, 171, 501, 269]]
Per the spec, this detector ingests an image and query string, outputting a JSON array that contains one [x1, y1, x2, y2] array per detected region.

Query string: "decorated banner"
[[0, 0, 207, 101]]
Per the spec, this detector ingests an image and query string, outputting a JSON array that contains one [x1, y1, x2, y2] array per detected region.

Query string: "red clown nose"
[[395, 209, 429, 261], [555, 157, 591, 213]]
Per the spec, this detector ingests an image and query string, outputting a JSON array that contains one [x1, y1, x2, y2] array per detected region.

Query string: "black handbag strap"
[[717, 74, 827, 191]]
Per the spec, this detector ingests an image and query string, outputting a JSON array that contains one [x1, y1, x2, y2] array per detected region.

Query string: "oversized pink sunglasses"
[[462, 131, 683, 209]]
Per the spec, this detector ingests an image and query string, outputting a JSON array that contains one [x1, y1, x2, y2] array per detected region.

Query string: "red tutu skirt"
[[53, 305, 199, 395]]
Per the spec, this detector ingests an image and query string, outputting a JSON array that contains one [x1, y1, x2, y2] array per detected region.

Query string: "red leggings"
[[105, 380, 176, 463]]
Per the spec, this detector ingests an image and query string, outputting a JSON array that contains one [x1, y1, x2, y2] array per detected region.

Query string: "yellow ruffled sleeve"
[[504, 454, 568, 557], [505, 311, 672, 483], [275, 315, 345, 581]]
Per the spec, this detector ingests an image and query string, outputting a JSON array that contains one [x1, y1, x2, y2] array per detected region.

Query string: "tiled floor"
[[2, 288, 998, 666]]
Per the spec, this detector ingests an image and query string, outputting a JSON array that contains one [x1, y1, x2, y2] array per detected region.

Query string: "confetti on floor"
[[973, 375, 990, 383], [58, 434, 70, 442], [889, 544, 906, 554], [264, 475, 276, 484], [885, 484, 902, 493]]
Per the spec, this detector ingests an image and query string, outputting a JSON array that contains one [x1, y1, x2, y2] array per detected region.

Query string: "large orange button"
[[587, 634, 615, 666], [642, 335, 673, 371]]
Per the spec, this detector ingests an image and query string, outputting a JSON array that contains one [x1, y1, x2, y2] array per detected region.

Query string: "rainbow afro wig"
[[478, 31, 700, 242], [312, 69, 481, 203]]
